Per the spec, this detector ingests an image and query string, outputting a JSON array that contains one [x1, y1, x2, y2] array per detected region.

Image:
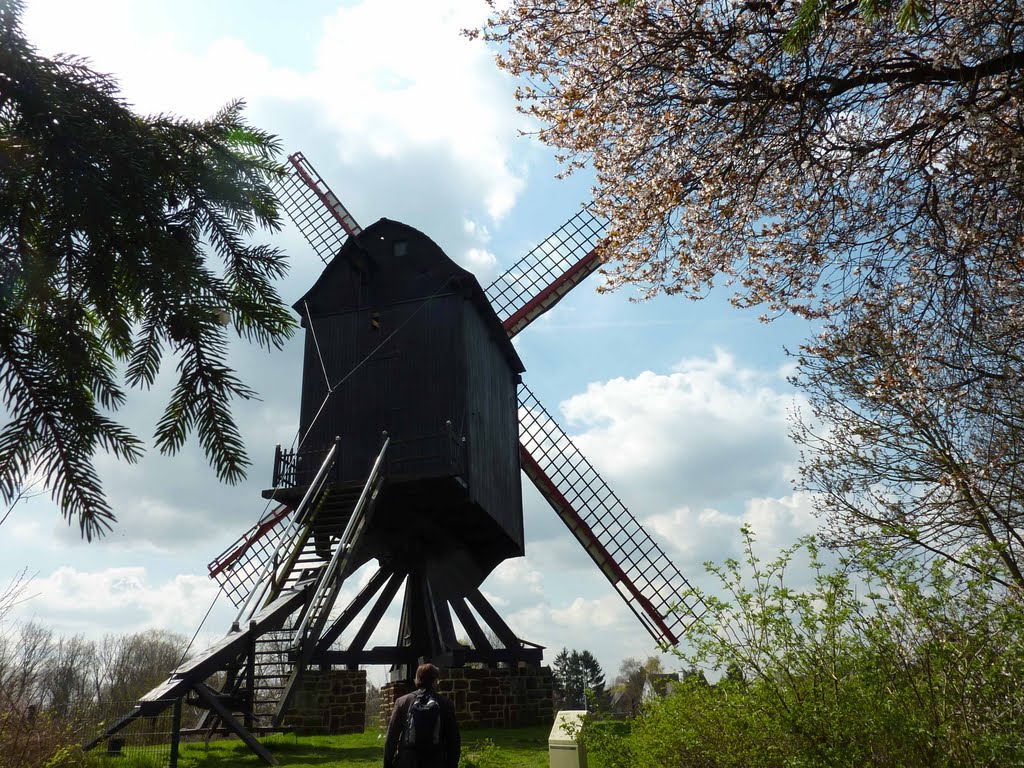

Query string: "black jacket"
[[384, 687, 460, 768]]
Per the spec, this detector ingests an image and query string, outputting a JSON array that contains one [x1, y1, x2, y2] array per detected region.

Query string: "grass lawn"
[[168, 725, 552, 768]]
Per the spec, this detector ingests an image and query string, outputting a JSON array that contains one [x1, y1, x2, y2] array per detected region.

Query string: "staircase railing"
[[272, 444, 332, 489], [291, 436, 390, 648], [234, 439, 340, 625], [271, 437, 389, 726]]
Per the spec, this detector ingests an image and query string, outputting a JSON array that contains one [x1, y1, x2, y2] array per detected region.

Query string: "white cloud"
[[15, 566, 221, 639], [645, 492, 819, 566], [21, 0, 531, 281], [463, 218, 491, 242], [311, 1, 528, 220], [559, 348, 800, 510], [549, 595, 627, 630], [463, 247, 499, 278], [487, 557, 544, 599]]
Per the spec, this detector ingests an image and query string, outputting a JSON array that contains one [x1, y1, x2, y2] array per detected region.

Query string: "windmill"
[[89, 153, 705, 764]]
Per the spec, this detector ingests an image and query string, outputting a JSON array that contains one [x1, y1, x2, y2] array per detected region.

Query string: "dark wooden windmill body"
[[282, 217, 525, 585], [92, 153, 705, 764]]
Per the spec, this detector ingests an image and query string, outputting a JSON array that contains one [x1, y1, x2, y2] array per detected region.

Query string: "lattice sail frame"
[[486, 208, 605, 336], [518, 384, 704, 646], [207, 505, 292, 608], [275, 152, 362, 264]]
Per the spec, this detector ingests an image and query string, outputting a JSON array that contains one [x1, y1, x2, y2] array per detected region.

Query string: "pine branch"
[[0, 0, 295, 536]]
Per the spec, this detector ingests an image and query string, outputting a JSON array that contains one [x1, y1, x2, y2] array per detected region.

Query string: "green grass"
[[163, 726, 551, 768]]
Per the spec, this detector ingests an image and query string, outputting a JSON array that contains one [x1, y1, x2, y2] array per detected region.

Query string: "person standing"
[[384, 663, 461, 768]]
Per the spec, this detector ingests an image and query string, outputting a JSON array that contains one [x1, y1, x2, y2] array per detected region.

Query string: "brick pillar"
[[379, 679, 416, 729], [279, 669, 367, 734]]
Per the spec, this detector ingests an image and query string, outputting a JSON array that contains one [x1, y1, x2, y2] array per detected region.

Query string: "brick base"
[[280, 669, 366, 735], [379, 667, 554, 729]]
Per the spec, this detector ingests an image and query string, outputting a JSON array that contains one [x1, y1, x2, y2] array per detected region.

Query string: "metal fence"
[[79, 699, 183, 768]]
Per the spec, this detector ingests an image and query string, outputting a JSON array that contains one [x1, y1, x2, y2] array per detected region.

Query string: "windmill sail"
[[207, 503, 291, 608], [518, 384, 704, 646], [486, 208, 606, 337], [275, 152, 362, 263]]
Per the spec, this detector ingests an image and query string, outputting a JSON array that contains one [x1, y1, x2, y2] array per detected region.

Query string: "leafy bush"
[[583, 529, 1024, 768], [0, 705, 88, 768], [459, 737, 500, 768]]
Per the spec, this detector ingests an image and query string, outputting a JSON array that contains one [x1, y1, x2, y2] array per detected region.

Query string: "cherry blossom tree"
[[475, 1, 1024, 579], [477, 1, 1024, 318]]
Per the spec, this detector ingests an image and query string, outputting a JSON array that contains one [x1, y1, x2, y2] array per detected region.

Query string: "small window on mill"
[[393, 240, 408, 258], [370, 311, 381, 331]]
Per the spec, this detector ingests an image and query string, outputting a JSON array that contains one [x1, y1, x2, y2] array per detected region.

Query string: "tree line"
[[0, 621, 193, 768], [1, 622, 188, 716], [551, 646, 681, 717]]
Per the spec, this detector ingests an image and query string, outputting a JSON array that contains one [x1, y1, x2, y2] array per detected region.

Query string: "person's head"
[[415, 663, 440, 690]]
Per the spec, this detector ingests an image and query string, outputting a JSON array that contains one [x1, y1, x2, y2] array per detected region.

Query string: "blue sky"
[[5, 0, 815, 683]]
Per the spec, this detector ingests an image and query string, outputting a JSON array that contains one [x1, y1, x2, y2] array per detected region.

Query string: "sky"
[[4, 0, 818, 686]]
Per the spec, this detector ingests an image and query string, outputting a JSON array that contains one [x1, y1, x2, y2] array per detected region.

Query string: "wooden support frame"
[[449, 597, 492, 652], [315, 566, 394, 653], [245, 621, 257, 730], [433, 591, 460, 651], [467, 586, 523, 651], [192, 682, 277, 766], [336, 570, 406, 669]]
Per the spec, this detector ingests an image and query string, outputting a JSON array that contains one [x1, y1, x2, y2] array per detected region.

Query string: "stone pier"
[[280, 668, 367, 734], [379, 666, 554, 729]]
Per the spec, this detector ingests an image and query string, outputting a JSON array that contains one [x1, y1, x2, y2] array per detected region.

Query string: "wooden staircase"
[[85, 439, 390, 766]]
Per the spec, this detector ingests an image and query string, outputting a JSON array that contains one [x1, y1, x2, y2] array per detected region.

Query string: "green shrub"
[[458, 737, 499, 768], [584, 530, 1024, 768], [0, 706, 88, 768]]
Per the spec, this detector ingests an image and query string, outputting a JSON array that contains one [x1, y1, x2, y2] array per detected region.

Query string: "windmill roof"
[[294, 217, 524, 373]]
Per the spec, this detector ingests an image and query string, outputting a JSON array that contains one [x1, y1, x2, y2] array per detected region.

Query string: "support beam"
[[192, 683, 277, 766], [315, 566, 394, 653], [419, 576, 445, 660], [81, 707, 141, 751], [449, 597, 492, 652], [245, 621, 257, 730], [403, 573, 428, 657], [467, 587, 522, 650], [433, 593, 460, 652], [340, 570, 406, 664]]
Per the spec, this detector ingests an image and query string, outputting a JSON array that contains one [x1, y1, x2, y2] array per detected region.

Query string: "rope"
[[304, 299, 331, 389], [176, 586, 221, 669], [295, 274, 457, 450], [337, 278, 455, 391]]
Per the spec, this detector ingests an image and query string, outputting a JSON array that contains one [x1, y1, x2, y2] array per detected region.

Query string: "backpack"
[[405, 690, 442, 751]]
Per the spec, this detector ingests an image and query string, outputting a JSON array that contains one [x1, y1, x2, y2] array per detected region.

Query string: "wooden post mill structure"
[[89, 153, 706, 763]]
